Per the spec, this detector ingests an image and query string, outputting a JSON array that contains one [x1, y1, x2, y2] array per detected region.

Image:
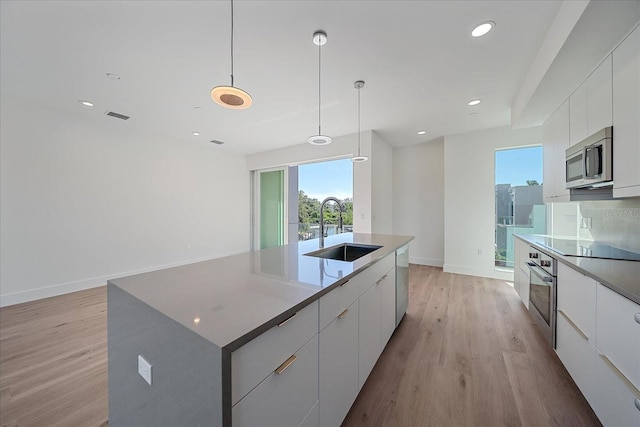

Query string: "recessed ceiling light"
[[417, 130, 427, 135], [78, 100, 94, 107], [471, 21, 495, 37], [192, 132, 200, 136], [468, 99, 481, 106]]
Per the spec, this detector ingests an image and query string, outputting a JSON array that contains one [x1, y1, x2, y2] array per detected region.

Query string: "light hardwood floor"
[[0, 265, 600, 427]]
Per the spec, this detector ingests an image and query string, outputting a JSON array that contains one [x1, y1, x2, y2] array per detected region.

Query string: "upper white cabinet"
[[543, 100, 570, 202], [570, 56, 613, 147], [613, 24, 640, 198]]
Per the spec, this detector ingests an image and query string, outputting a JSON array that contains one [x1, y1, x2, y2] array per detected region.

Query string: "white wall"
[[392, 137, 445, 266], [0, 96, 250, 306], [443, 125, 542, 280], [371, 132, 393, 234]]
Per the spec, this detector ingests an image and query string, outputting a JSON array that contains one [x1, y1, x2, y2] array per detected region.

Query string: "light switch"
[[138, 355, 152, 385]]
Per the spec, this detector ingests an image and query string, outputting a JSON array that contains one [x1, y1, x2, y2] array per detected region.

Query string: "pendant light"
[[211, 0, 252, 109], [352, 80, 368, 162], [308, 31, 332, 145]]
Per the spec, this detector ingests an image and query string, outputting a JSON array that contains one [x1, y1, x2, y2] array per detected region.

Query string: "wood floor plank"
[[342, 265, 601, 427], [0, 266, 601, 426]]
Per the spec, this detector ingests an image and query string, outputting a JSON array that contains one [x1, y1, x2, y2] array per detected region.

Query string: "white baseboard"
[[409, 256, 444, 268], [0, 249, 246, 307], [443, 264, 514, 282]]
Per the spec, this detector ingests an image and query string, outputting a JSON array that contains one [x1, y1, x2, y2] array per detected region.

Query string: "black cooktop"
[[535, 238, 640, 262]]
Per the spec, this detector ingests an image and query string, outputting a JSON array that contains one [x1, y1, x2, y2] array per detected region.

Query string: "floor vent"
[[210, 139, 225, 145], [105, 111, 130, 120]]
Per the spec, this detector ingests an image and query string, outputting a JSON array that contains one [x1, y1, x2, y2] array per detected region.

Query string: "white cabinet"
[[596, 284, 640, 390], [555, 263, 597, 406], [358, 278, 382, 389], [513, 237, 530, 307], [570, 56, 613, 146], [595, 283, 640, 426], [232, 300, 319, 405], [358, 264, 396, 390], [380, 269, 396, 347], [543, 100, 570, 202], [570, 82, 589, 146], [613, 24, 640, 198], [319, 300, 359, 427], [232, 335, 319, 427], [594, 354, 640, 427]]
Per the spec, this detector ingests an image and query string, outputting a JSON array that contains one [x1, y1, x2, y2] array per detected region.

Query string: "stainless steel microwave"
[[565, 126, 613, 189]]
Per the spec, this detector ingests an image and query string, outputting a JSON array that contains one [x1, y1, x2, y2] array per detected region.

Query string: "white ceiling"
[[0, 1, 636, 155]]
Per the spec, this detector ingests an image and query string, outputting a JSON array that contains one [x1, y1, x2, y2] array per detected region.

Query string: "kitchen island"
[[108, 233, 413, 427]]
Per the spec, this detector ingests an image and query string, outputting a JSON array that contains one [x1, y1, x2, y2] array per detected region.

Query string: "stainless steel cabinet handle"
[[599, 354, 640, 400], [275, 354, 297, 375], [635, 398, 640, 412], [337, 308, 349, 319], [277, 313, 297, 327], [558, 310, 589, 341], [635, 312, 640, 325], [376, 274, 388, 286]]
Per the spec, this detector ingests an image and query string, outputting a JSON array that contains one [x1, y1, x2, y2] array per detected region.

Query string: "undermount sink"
[[304, 243, 382, 262]]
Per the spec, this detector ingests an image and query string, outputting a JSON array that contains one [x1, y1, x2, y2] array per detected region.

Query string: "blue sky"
[[495, 146, 543, 186], [299, 158, 353, 201]]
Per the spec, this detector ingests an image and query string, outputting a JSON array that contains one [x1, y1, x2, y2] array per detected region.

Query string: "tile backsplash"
[[547, 199, 640, 253], [578, 199, 640, 252]]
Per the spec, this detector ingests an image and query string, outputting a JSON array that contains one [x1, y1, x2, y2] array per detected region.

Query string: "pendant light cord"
[[318, 40, 322, 136], [357, 85, 361, 155], [230, 0, 235, 87]]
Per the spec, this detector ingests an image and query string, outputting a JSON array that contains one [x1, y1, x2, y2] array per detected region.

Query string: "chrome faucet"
[[319, 197, 344, 248]]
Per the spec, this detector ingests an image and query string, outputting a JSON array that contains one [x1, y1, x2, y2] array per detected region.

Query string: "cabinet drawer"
[[557, 263, 596, 340], [594, 352, 640, 427], [556, 311, 596, 406], [596, 284, 640, 389], [348, 253, 395, 297], [232, 300, 318, 405], [232, 335, 319, 427], [319, 277, 361, 331]]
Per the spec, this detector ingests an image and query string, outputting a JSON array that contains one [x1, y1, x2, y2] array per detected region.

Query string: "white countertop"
[[108, 233, 414, 350]]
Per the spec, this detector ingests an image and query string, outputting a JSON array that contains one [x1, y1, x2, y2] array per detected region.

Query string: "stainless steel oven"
[[526, 247, 557, 348]]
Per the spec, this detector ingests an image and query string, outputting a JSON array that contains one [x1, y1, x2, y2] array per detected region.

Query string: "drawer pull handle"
[[339, 280, 350, 287], [338, 309, 349, 319], [635, 398, 640, 412], [277, 313, 297, 327], [275, 354, 297, 375], [376, 274, 388, 285], [599, 354, 640, 400], [558, 310, 588, 341], [635, 313, 640, 325]]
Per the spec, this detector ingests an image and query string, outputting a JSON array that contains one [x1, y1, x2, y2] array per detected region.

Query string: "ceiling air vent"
[[105, 111, 130, 120], [210, 140, 225, 145]]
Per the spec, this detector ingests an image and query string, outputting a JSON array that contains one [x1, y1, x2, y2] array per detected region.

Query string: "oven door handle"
[[526, 262, 554, 283]]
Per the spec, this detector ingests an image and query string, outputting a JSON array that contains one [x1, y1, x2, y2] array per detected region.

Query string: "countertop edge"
[[223, 236, 414, 352], [515, 234, 640, 305]]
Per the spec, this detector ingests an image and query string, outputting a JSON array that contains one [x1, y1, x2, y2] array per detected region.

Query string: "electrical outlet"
[[138, 355, 152, 385]]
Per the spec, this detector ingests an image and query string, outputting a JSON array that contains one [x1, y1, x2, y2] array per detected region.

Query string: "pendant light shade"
[[308, 31, 332, 145], [211, 0, 252, 109], [352, 80, 368, 162]]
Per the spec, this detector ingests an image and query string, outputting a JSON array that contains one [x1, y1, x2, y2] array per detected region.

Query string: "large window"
[[298, 158, 353, 241], [495, 146, 545, 268]]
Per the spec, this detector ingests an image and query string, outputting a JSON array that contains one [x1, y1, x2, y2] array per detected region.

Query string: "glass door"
[[253, 167, 287, 250]]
